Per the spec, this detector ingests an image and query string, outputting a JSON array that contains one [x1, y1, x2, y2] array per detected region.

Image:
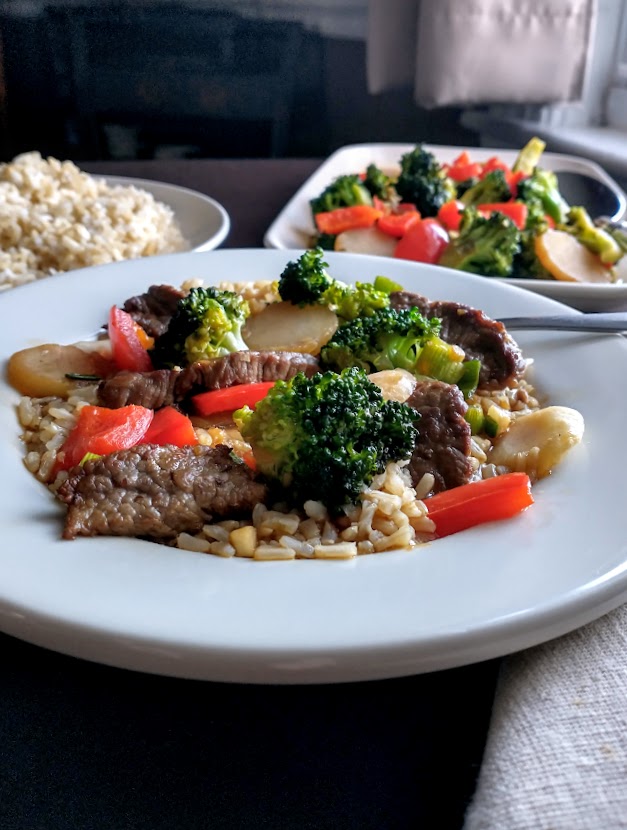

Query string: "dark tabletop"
[[0, 158, 499, 830]]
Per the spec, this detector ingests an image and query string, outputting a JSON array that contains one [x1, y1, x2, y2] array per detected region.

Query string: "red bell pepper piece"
[[424, 472, 534, 538], [314, 205, 383, 236], [377, 209, 421, 238], [393, 218, 449, 264], [108, 306, 153, 373], [142, 406, 198, 447], [54, 404, 154, 473], [479, 156, 512, 179], [446, 153, 483, 182], [448, 163, 483, 182], [437, 199, 465, 232], [192, 381, 275, 417], [478, 202, 528, 230]]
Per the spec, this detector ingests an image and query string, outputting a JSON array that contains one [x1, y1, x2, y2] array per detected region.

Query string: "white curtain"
[[367, 0, 598, 108]]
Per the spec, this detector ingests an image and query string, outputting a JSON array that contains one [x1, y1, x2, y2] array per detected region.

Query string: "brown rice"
[[0, 152, 188, 290]]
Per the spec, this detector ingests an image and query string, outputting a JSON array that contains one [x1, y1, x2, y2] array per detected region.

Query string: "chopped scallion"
[[457, 360, 481, 399], [79, 452, 102, 466], [465, 405, 485, 435], [65, 373, 102, 381], [373, 275, 403, 294], [415, 337, 465, 385]]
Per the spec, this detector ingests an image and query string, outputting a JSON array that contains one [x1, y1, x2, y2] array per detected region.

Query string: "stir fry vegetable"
[[192, 382, 276, 416], [320, 306, 481, 398], [424, 473, 534, 538], [142, 406, 198, 447], [308, 138, 625, 284], [151, 286, 250, 368], [234, 367, 417, 510], [109, 306, 153, 372], [277, 246, 389, 321], [54, 404, 154, 473]]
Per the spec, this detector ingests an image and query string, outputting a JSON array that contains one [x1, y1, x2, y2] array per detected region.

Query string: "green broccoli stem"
[[565, 206, 622, 265], [512, 137, 546, 175]]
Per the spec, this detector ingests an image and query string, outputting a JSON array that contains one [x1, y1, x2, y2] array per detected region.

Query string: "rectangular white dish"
[[264, 143, 627, 312]]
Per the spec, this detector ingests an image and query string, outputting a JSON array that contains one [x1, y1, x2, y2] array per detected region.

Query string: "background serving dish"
[[264, 143, 627, 312], [1, 248, 627, 683]]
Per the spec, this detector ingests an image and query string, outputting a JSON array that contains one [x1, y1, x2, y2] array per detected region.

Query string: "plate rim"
[[2, 247, 627, 683]]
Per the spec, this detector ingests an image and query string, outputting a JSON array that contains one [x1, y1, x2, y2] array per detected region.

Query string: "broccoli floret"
[[151, 286, 249, 368], [315, 232, 337, 251], [310, 174, 372, 215], [234, 368, 417, 510], [517, 168, 569, 224], [395, 145, 456, 217], [277, 248, 389, 321], [362, 163, 394, 200], [277, 248, 332, 305], [320, 307, 480, 395], [455, 177, 480, 198], [320, 307, 440, 373], [512, 206, 552, 280], [460, 169, 511, 207], [438, 207, 521, 277], [564, 206, 623, 265]]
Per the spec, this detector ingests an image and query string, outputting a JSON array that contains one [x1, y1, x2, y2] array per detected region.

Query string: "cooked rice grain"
[[16, 385, 99, 484], [0, 152, 187, 289], [189, 461, 435, 560]]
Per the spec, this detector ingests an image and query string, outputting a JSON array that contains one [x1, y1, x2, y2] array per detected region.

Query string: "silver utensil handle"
[[500, 313, 627, 333]]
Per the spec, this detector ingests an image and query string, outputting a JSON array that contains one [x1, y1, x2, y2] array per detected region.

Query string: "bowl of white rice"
[[0, 152, 230, 291]]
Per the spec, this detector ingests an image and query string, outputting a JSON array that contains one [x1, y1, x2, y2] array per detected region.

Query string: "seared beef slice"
[[98, 351, 320, 409], [406, 380, 472, 494], [390, 290, 525, 389], [58, 444, 267, 540], [175, 350, 320, 394], [122, 284, 185, 338], [98, 368, 181, 410]]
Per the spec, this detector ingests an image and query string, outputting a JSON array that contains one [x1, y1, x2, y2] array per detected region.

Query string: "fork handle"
[[499, 312, 627, 333]]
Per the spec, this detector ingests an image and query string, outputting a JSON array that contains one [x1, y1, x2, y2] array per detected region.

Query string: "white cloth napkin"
[[463, 604, 627, 830], [367, 0, 597, 107]]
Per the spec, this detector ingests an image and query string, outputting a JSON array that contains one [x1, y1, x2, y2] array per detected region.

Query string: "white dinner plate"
[[1, 249, 627, 683], [103, 175, 230, 252], [264, 143, 627, 312]]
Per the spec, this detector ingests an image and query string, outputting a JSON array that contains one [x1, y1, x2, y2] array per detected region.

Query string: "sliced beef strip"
[[390, 290, 525, 389], [97, 351, 320, 409], [406, 380, 473, 495], [174, 350, 320, 397], [57, 443, 268, 540], [98, 368, 181, 410], [122, 284, 186, 338]]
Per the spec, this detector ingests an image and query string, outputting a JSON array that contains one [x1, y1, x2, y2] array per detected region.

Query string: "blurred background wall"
[[0, 0, 478, 161], [0, 0, 624, 182]]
